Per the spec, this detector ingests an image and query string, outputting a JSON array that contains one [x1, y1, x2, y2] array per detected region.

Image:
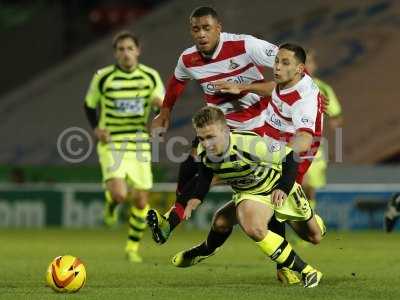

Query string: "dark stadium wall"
[[0, 3, 65, 96]]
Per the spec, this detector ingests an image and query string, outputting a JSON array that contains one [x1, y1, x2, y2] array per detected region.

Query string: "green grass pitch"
[[0, 228, 399, 299]]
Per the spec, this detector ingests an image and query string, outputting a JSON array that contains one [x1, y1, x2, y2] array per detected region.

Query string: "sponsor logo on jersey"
[[205, 83, 217, 93], [226, 76, 245, 84], [270, 114, 282, 127], [115, 98, 144, 114], [228, 174, 257, 188]]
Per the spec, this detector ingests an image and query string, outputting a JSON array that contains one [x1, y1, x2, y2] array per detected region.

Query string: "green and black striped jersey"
[[197, 131, 290, 195], [85, 64, 164, 150]]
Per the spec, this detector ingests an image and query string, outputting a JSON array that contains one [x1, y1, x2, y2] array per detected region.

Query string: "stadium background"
[[1, 0, 400, 299]]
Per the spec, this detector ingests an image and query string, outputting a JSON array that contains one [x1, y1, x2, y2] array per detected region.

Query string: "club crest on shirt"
[[229, 59, 240, 70], [268, 141, 282, 153]]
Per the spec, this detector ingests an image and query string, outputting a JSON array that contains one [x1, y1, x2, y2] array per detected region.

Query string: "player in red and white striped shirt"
[[169, 31, 277, 132], [155, 15, 278, 134], [215, 44, 324, 184]]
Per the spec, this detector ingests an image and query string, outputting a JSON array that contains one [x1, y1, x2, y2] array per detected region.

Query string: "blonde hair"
[[192, 106, 226, 128]]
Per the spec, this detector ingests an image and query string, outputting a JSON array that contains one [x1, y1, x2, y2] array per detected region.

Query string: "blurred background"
[[0, 0, 399, 230]]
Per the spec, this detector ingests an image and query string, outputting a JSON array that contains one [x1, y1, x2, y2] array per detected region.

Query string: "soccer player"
[[172, 106, 323, 288], [83, 30, 165, 262], [301, 49, 343, 208]]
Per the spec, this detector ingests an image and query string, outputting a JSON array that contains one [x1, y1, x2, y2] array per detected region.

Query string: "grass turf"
[[0, 228, 399, 299]]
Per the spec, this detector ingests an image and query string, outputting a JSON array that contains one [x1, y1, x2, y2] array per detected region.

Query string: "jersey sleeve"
[[245, 36, 278, 68], [174, 55, 192, 81], [84, 72, 102, 109], [162, 75, 188, 109], [192, 162, 214, 201], [291, 95, 319, 135], [149, 70, 165, 101]]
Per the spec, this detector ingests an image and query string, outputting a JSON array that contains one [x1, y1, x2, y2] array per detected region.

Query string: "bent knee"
[[110, 191, 127, 203], [243, 226, 267, 241], [135, 200, 147, 210], [212, 216, 233, 234]]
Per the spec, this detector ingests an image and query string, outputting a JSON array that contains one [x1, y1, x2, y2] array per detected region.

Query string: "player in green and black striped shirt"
[[169, 106, 324, 288], [84, 31, 164, 263]]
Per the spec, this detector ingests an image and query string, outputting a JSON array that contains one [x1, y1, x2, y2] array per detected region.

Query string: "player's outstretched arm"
[[151, 107, 171, 139], [151, 75, 187, 138], [214, 80, 276, 97]]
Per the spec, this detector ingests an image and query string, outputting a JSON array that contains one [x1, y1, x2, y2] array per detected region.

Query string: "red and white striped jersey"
[[174, 32, 278, 131], [263, 73, 324, 143]]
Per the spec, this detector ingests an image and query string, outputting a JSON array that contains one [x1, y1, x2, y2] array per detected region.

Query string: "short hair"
[[192, 106, 226, 128], [112, 30, 139, 49], [279, 43, 306, 64], [190, 6, 219, 20]]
